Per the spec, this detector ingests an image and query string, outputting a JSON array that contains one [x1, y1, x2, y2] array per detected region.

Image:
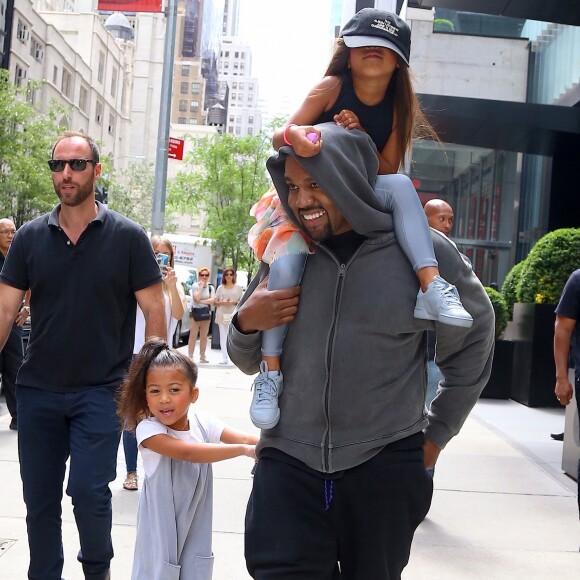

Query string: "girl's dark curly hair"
[[117, 338, 198, 431]]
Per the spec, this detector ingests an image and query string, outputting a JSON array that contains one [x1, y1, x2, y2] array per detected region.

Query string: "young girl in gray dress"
[[118, 339, 257, 579]]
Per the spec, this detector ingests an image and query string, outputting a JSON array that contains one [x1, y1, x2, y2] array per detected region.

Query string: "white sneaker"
[[414, 276, 473, 328], [250, 361, 283, 429]]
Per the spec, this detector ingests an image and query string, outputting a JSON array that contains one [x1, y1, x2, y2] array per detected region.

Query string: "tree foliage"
[[0, 70, 67, 226], [167, 131, 272, 274], [98, 156, 156, 229]]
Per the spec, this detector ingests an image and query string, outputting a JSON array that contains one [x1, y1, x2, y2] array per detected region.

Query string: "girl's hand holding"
[[334, 109, 362, 131], [285, 125, 322, 158], [244, 445, 257, 461]]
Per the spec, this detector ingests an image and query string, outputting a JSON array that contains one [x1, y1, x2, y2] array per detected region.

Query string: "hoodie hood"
[[267, 122, 394, 237]]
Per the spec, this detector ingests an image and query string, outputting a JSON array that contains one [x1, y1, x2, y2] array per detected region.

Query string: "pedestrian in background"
[[0, 218, 28, 431], [0, 131, 167, 580], [553, 269, 580, 518], [122, 234, 186, 492], [214, 267, 243, 365], [188, 267, 214, 364]]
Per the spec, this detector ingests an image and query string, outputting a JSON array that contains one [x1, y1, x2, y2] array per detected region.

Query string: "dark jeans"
[[245, 438, 433, 579], [17, 384, 121, 580], [122, 429, 138, 473], [0, 326, 23, 419], [576, 377, 580, 517]]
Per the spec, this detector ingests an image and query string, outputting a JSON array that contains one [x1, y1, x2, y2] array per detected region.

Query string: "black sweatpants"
[[245, 437, 433, 580]]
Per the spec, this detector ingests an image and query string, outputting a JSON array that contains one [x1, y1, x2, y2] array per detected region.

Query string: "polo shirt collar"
[[48, 200, 107, 229]]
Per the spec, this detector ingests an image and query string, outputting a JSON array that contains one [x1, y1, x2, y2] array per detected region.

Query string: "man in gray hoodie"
[[228, 123, 494, 579]]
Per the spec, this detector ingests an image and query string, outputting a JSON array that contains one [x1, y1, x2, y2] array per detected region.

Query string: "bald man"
[[0, 218, 26, 430], [424, 199, 454, 237]]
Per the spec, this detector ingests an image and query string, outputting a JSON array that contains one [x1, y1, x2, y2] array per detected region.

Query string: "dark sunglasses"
[[47, 158, 96, 172], [199, 273, 209, 277]]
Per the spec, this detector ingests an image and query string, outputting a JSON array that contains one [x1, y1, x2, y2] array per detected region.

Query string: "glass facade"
[[411, 142, 518, 286], [413, 9, 580, 285]]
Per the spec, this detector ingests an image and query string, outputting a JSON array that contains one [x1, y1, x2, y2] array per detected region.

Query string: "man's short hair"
[[51, 131, 100, 163]]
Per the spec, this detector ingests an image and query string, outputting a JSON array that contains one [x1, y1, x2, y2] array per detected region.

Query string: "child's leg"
[[261, 253, 308, 368], [376, 174, 473, 328], [251, 252, 308, 430]]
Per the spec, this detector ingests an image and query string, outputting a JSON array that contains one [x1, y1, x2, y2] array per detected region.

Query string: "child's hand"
[[244, 445, 257, 461], [334, 109, 362, 131], [286, 125, 322, 158]]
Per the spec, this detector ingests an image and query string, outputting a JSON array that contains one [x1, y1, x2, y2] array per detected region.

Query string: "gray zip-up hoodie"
[[229, 122, 494, 473]]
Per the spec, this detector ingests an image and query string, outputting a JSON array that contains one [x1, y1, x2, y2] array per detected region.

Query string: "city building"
[[219, 36, 261, 136], [396, 1, 580, 285]]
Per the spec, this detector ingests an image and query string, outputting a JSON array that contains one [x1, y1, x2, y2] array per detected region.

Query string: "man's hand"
[[423, 439, 441, 470], [236, 277, 300, 334], [555, 377, 573, 406]]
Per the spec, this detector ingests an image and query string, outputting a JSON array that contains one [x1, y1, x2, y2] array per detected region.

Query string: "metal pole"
[[151, 0, 178, 235]]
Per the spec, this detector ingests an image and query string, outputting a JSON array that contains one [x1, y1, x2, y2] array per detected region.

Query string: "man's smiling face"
[[285, 156, 351, 242]]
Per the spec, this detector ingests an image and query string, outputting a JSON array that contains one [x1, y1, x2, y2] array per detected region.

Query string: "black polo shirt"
[[0, 202, 161, 391]]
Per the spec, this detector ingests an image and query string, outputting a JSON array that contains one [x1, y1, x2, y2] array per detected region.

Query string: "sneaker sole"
[[250, 411, 280, 430], [414, 308, 473, 328]]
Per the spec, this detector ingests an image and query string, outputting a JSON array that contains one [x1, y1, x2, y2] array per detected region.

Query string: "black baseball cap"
[[340, 8, 411, 66]]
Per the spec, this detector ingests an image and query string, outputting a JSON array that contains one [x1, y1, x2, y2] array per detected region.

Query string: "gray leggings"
[[261, 174, 437, 357]]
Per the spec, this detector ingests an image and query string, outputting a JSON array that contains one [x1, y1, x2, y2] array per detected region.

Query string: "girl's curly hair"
[[117, 337, 198, 431]]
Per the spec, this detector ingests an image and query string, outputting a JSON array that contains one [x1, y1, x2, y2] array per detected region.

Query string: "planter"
[[480, 339, 514, 399], [503, 303, 559, 407]]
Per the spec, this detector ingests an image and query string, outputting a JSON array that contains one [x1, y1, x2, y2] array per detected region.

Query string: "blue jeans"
[[17, 384, 121, 580], [123, 429, 138, 472]]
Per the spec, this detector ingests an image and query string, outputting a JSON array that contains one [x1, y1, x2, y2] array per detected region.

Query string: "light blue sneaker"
[[414, 276, 473, 328], [250, 361, 283, 429]]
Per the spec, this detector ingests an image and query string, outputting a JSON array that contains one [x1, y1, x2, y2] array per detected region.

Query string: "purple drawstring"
[[324, 479, 334, 511]]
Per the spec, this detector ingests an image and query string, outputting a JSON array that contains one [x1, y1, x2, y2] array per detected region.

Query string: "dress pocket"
[[193, 553, 214, 579], [161, 561, 181, 580]]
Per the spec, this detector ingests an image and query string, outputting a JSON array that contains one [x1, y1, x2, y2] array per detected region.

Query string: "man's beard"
[[56, 181, 93, 207]]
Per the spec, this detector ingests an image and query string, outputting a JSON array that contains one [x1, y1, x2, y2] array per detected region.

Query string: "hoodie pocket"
[[194, 553, 214, 578], [161, 561, 180, 580]]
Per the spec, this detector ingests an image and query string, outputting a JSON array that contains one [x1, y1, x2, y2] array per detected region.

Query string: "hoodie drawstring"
[[324, 479, 334, 511]]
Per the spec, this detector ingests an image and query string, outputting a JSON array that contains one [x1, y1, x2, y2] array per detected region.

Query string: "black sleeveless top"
[[315, 72, 397, 152]]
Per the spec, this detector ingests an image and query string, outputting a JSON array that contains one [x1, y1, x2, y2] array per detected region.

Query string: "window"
[[236, 116, 242, 123], [16, 20, 29, 43], [30, 37, 44, 61], [178, 117, 186, 124], [189, 118, 198, 125], [180, 82, 188, 94], [95, 101, 104, 124], [232, 82, 237, 89], [231, 92, 236, 100], [235, 126, 241, 135], [229, 115, 234, 122], [79, 86, 89, 113], [110, 68, 117, 98], [181, 65, 190, 76], [26, 83, 37, 105], [179, 100, 187, 112], [239, 82, 244, 89], [108, 113, 115, 135], [191, 82, 200, 94], [248, 127, 253, 135], [235, 51, 239, 58], [249, 83, 254, 91], [190, 100, 199, 112], [15, 66, 27, 87], [224, 51, 229, 57], [61, 69, 73, 100], [53, 66, 58, 84], [228, 126, 234, 134], [97, 52, 105, 84], [248, 116, 254, 124]]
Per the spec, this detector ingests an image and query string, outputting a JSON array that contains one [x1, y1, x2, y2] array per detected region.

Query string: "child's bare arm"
[[273, 76, 341, 155], [220, 426, 259, 446], [142, 434, 255, 463]]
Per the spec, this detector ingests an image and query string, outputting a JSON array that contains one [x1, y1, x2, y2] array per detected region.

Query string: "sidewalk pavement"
[[0, 343, 578, 579]]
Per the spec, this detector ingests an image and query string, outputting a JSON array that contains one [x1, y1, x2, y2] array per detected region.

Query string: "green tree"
[[168, 131, 272, 275], [98, 156, 156, 229], [0, 71, 67, 226]]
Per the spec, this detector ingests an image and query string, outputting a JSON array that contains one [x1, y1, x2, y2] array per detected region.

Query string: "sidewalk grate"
[[0, 539, 16, 558]]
